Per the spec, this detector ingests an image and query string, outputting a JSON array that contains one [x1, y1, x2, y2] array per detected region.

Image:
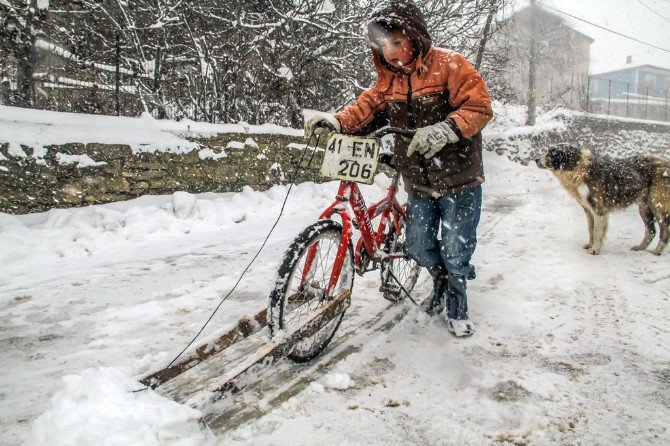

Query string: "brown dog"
[[536, 144, 670, 255]]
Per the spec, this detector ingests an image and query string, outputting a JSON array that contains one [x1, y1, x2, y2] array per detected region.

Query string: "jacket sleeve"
[[444, 53, 493, 138], [335, 82, 388, 135]]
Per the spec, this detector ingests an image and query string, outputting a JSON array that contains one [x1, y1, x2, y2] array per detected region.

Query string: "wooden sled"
[[138, 290, 351, 405]]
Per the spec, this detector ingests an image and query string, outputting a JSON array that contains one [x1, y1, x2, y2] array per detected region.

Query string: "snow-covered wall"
[[485, 109, 670, 164], [0, 133, 321, 214]]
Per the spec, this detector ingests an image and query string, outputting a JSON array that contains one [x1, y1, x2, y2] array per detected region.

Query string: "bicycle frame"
[[301, 171, 408, 296]]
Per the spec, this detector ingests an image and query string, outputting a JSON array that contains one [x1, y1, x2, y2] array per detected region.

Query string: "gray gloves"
[[407, 121, 460, 158], [304, 114, 341, 137]]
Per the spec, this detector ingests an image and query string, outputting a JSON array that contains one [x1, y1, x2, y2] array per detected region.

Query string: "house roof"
[[504, 5, 595, 44], [592, 64, 670, 76]]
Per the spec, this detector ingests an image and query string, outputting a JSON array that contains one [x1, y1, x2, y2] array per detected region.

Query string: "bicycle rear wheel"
[[380, 215, 420, 302], [268, 220, 354, 362]]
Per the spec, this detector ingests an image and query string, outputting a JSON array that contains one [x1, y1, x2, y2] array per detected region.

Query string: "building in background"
[[490, 4, 593, 110], [589, 64, 670, 121]]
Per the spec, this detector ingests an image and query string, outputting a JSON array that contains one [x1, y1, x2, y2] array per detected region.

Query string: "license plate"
[[320, 134, 379, 184]]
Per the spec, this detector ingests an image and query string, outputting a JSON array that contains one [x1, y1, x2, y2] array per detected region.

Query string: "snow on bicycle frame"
[[307, 128, 416, 297], [267, 126, 420, 362]]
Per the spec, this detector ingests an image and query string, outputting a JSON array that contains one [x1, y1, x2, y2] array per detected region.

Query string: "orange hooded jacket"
[[335, 0, 493, 195]]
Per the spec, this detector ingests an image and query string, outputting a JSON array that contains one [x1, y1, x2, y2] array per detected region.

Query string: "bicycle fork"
[[299, 207, 354, 298]]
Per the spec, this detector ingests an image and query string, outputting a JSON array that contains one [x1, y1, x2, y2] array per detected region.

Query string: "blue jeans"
[[405, 186, 482, 319]]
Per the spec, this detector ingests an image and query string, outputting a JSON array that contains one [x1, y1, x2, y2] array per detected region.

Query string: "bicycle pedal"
[[358, 264, 379, 274], [382, 293, 403, 303], [379, 284, 400, 293], [357, 252, 379, 273], [355, 260, 376, 274]]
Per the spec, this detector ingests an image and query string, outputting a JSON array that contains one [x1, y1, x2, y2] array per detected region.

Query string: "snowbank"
[[29, 367, 213, 446], [0, 105, 302, 156]]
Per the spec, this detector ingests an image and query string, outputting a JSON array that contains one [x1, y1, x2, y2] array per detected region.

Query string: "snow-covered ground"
[[1, 103, 668, 445], [1, 144, 669, 445]]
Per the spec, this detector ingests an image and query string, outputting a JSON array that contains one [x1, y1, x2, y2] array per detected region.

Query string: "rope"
[[159, 131, 322, 372], [386, 268, 420, 307], [139, 127, 419, 394]]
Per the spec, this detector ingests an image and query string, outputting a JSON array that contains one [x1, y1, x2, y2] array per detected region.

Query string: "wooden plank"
[[140, 308, 267, 388], [186, 290, 351, 407]]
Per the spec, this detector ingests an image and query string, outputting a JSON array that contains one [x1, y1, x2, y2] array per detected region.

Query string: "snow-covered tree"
[[1, 0, 513, 124], [0, 0, 50, 106]]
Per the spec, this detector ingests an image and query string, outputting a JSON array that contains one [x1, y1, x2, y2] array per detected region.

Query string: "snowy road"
[[1, 151, 669, 445]]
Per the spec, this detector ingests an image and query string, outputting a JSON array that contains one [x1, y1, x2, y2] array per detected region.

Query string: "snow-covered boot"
[[421, 264, 448, 316], [445, 273, 474, 337], [447, 318, 474, 337]]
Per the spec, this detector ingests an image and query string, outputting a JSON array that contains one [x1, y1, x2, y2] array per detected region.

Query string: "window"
[[642, 73, 656, 89]]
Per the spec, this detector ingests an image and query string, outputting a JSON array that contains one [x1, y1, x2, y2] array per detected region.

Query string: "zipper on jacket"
[[406, 72, 432, 178], [406, 73, 416, 128]]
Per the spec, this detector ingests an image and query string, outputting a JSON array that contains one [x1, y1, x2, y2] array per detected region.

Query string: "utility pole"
[[526, 0, 539, 125], [626, 83, 630, 117], [645, 86, 649, 120], [607, 80, 611, 115], [115, 31, 120, 116]]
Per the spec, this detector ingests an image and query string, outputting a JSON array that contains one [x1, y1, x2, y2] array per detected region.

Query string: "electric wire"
[[541, 4, 670, 53], [636, 0, 670, 24]]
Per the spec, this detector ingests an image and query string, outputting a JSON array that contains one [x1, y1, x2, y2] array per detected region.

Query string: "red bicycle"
[[267, 127, 421, 362]]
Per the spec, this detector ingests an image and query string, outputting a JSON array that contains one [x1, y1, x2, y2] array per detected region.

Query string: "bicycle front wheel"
[[380, 215, 420, 302], [268, 220, 354, 362]]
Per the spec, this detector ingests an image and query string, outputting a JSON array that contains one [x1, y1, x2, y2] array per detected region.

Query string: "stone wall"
[[2, 113, 669, 214], [486, 112, 670, 164], [0, 133, 327, 214]]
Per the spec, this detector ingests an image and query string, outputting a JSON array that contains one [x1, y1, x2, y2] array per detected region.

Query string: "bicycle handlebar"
[[312, 123, 415, 171], [314, 121, 416, 139], [315, 120, 338, 132], [370, 127, 416, 139]]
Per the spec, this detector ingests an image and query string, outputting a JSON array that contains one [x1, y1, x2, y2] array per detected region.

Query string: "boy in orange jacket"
[[306, 0, 493, 337]]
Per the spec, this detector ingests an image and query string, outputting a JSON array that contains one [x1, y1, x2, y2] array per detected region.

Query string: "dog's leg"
[[651, 217, 668, 256], [582, 207, 594, 250], [631, 205, 656, 251], [588, 214, 608, 255]]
